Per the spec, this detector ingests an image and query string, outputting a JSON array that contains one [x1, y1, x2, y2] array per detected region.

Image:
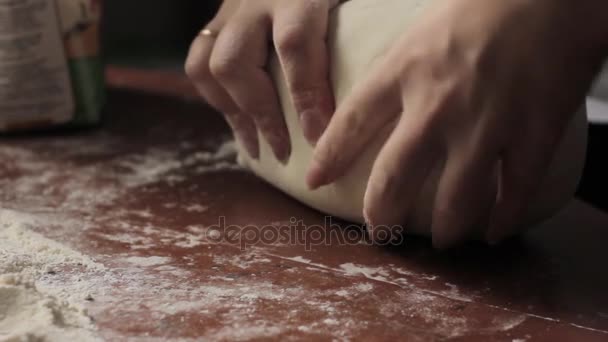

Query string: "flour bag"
[[0, 0, 104, 132]]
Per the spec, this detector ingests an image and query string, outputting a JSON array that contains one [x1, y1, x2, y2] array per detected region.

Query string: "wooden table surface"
[[1, 67, 608, 341]]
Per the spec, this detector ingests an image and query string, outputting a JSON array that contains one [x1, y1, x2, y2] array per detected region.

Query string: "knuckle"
[[311, 139, 349, 178], [339, 107, 366, 134], [415, 95, 456, 135], [209, 53, 240, 81], [184, 56, 210, 81], [316, 141, 341, 166]]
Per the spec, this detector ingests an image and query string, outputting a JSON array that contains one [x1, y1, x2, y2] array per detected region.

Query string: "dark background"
[[102, 0, 221, 69]]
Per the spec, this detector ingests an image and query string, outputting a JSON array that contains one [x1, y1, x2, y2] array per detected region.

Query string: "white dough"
[[238, 0, 588, 236]]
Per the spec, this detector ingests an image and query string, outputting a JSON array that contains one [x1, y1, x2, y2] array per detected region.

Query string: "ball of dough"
[[238, 0, 588, 236]]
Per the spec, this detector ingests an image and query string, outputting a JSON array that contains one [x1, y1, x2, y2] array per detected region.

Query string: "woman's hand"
[[186, 0, 338, 163], [307, 0, 607, 247]]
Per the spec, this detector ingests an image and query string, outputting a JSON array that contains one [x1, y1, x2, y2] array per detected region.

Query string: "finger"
[[185, 2, 260, 159], [431, 138, 499, 249], [487, 120, 566, 244], [306, 65, 401, 189], [185, 28, 260, 159], [186, 34, 238, 113], [210, 5, 291, 163], [273, 1, 335, 144], [185, 1, 239, 114], [223, 112, 261, 160], [363, 113, 439, 236]]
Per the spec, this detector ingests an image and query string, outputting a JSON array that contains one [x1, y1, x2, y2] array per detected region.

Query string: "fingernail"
[[245, 142, 259, 160], [264, 130, 290, 164], [300, 109, 329, 146], [306, 158, 327, 190], [364, 219, 376, 242], [363, 206, 375, 228], [275, 146, 290, 165], [275, 140, 291, 165], [226, 116, 260, 161], [245, 136, 260, 160], [235, 132, 259, 160]]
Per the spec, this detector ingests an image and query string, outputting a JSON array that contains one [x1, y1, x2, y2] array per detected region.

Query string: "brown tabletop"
[[1, 67, 608, 341]]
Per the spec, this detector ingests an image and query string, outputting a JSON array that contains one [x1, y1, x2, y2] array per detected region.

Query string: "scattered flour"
[[495, 315, 528, 332], [205, 323, 284, 341], [123, 256, 172, 268], [323, 318, 339, 326], [339, 263, 392, 283], [335, 290, 349, 297], [0, 138, 240, 216], [184, 204, 209, 213], [0, 210, 102, 342], [0, 135, 586, 340], [0, 274, 98, 342], [0, 138, 241, 341], [355, 283, 374, 292], [287, 256, 312, 264]]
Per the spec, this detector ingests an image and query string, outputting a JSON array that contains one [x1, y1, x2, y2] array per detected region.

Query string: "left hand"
[[186, 0, 339, 164], [306, 0, 606, 248]]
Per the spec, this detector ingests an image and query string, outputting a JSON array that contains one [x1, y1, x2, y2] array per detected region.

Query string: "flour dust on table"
[[0, 137, 241, 341], [0, 210, 102, 342]]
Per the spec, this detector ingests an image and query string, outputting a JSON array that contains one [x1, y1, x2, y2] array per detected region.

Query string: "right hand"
[[185, 0, 338, 163]]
